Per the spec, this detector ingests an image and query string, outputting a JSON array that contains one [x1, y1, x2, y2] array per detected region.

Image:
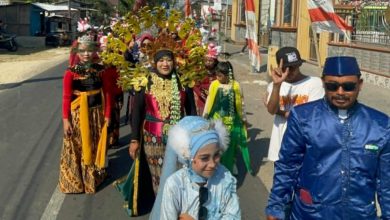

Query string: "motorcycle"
[[0, 32, 18, 52]]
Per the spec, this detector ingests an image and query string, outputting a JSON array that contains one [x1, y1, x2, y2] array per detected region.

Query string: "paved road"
[[0, 43, 388, 220]]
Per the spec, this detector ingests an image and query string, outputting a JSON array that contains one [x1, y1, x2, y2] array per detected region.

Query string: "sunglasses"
[[199, 186, 208, 220], [324, 82, 358, 92]]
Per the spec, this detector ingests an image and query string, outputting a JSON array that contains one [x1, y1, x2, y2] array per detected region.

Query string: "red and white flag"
[[245, 0, 261, 72], [308, 0, 352, 35], [184, 0, 191, 18]]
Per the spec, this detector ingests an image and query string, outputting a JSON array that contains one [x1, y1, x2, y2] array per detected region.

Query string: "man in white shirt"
[[266, 47, 324, 161]]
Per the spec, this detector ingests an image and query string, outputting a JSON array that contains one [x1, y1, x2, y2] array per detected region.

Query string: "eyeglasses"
[[198, 186, 208, 220], [324, 82, 357, 92]]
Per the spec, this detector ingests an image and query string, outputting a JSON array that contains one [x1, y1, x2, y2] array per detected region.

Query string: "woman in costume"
[[129, 32, 197, 194], [193, 43, 219, 115], [151, 116, 241, 220], [203, 61, 252, 175], [59, 35, 112, 194]]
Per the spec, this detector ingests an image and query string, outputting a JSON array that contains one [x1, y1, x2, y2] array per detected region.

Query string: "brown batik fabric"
[[143, 131, 166, 194], [59, 106, 106, 194]]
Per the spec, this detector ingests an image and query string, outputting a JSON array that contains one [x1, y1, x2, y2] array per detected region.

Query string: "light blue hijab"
[[149, 116, 228, 220]]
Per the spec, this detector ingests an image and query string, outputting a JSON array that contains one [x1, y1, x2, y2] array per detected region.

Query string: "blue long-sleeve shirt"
[[266, 98, 390, 220]]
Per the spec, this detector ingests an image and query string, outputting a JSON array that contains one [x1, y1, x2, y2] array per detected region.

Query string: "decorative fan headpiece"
[[143, 30, 179, 64]]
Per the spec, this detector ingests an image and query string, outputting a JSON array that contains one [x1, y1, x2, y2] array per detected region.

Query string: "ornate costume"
[[59, 63, 112, 194], [203, 80, 252, 174], [104, 6, 205, 216]]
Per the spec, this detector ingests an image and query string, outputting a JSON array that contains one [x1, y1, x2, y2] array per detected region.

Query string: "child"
[[154, 116, 241, 220], [203, 61, 252, 175]]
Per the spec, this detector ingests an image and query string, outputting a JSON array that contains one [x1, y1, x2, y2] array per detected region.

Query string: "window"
[[237, 0, 246, 23], [283, 0, 292, 24]]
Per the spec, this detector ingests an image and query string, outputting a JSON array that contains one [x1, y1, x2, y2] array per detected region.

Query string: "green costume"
[[204, 80, 252, 174]]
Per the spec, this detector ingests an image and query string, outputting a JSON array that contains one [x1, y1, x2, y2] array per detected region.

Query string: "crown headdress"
[[78, 35, 95, 45]]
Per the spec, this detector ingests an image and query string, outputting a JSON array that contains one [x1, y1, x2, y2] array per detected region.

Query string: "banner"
[[245, 0, 261, 72], [308, 0, 352, 35]]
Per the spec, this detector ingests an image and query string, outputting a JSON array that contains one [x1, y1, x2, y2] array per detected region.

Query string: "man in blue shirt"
[[266, 56, 390, 220]]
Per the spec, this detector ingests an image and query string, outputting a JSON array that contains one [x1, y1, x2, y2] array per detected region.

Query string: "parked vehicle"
[[0, 32, 18, 52], [45, 31, 72, 47]]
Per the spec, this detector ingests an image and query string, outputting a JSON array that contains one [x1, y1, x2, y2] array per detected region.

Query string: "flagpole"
[[310, 24, 321, 68], [223, 0, 228, 53]]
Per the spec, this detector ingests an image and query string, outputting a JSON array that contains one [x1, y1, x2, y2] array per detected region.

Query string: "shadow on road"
[[0, 75, 63, 90]]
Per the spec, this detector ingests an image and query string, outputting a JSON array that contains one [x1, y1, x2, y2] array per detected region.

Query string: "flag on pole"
[[245, 0, 261, 72], [184, 0, 191, 18], [308, 0, 353, 35]]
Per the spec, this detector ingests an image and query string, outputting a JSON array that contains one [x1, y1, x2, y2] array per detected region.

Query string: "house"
[[0, 2, 78, 36], [269, 0, 390, 88]]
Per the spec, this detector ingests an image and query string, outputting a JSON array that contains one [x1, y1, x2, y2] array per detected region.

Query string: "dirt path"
[[0, 47, 69, 84]]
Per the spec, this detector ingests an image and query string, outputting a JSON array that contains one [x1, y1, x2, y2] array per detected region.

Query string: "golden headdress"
[[100, 6, 207, 91]]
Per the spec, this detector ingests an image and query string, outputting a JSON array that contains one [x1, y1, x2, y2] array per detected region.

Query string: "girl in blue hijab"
[[150, 116, 241, 220]]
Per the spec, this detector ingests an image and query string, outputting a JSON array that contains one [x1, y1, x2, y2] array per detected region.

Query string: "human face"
[[77, 43, 95, 63], [191, 143, 221, 179], [141, 39, 152, 49], [323, 75, 363, 109], [156, 56, 174, 75], [204, 57, 217, 70], [283, 65, 301, 83], [216, 72, 228, 84]]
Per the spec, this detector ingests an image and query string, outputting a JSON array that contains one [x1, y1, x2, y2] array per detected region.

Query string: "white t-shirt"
[[266, 76, 324, 161]]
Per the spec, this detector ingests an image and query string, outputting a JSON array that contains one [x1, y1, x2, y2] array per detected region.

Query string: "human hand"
[[104, 117, 111, 126], [271, 59, 289, 85], [128, 140, 140, 159], [127, 40, 135, 50], [63, 119, 72, 137], [178, 213, 195, 220]]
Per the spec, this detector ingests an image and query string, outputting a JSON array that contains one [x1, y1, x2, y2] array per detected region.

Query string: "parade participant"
[[59, 35, 112, 194], [129, 38, 197, 193], [113, 32, 197, 216], [193, 43, 219, 115], [151, 116, 241, 220], [203, 61, 252, 175], [123, 32, 154, 125], [124, 32, 154, 67], [265, 47, 324, 162], [103, 7, 207, 216], [266, 56, 390, 220]]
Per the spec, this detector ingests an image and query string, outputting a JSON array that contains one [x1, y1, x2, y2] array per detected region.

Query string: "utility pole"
[[223, 0, 228, 53], [68, 0, 71, 19]]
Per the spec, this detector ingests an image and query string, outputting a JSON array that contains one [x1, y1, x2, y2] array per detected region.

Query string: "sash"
[[71, 89, 107, 168]]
